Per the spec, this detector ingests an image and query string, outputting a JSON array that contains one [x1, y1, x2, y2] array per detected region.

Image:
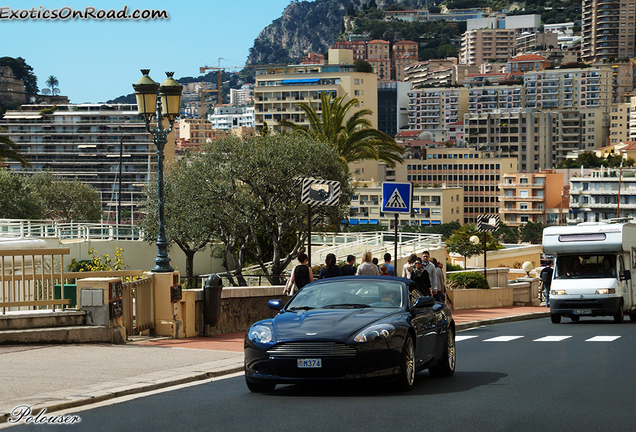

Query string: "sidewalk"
[[0, 306, 549, 425]]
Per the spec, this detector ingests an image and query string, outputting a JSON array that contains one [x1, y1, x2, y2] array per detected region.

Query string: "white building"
[[207, 105, 255, 131], [229, 84, 254, 105], [569, 168, 636, 223]]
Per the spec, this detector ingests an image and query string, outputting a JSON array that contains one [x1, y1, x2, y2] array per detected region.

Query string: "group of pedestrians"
[[289, 249, 446, 302]]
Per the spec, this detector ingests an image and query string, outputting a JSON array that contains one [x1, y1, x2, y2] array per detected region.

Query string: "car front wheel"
[[551, 314, 561, 324], [429, 326, 456, 377], [397, 334, 416, 391]]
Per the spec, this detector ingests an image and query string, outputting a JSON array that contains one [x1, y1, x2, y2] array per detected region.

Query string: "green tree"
[[140, 134, 350, 285], [496, 223, 520, 244], [0, 130, 31, 167], [139, 157, 221, 287], [0, 169, 44, 219], [446, 225, 501, 267], [354, 59, 373, 72], [45, 75, 59, 95], [519, 221, 544, 244], [28, 172, 102, 222], [279, 92, 405, 168]]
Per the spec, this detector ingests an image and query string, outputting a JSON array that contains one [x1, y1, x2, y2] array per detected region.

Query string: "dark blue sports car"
[[244, 276, 456, 392]]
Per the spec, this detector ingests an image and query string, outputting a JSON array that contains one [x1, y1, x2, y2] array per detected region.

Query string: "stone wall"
[[0, 66, 26, 106]]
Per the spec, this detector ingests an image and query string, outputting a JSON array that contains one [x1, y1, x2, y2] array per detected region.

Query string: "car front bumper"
[[550, 296, 622, 317]]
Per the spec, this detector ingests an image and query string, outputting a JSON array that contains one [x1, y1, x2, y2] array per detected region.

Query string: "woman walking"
[[356, 250, 380, 276]]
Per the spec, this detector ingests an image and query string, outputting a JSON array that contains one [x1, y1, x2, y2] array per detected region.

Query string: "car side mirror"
[[413, 296, 435, 309], [267, 299, 284, 310]]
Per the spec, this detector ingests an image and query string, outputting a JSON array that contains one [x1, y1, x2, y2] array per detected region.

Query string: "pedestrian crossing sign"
[[382, 182, 412, 214]]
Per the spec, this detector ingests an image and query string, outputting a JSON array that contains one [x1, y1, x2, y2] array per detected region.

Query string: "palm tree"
[[279, 92, 404, 167], [45, 75, 59, 94], [0, 131, 31, 167]]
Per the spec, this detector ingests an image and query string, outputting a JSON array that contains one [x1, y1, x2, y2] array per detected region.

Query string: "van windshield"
[[555, 254, 616, 279]]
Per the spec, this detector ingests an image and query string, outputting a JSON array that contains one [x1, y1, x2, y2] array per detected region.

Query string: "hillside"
[[247, 0, 581, 66]]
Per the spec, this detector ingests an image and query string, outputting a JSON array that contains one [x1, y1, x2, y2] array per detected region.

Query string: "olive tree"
[[140, 133, 350, 285]]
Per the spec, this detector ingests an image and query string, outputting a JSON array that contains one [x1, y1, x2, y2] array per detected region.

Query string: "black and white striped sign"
[[478, 214, 500, 232], [301, 178, 341, 206]]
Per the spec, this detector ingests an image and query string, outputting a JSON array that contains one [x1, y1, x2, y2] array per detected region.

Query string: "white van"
[[542, 222, 636, 323]]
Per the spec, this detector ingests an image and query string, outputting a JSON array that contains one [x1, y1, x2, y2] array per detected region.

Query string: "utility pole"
[[617, 161, 623, 218]]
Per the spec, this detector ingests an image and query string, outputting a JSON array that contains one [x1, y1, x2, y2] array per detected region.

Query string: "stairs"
[[0, 310, 118, 344]]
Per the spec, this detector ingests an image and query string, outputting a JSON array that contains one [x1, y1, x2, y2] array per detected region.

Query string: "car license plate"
[[573, 309, 592, 315], [297, 358, 322, 368]]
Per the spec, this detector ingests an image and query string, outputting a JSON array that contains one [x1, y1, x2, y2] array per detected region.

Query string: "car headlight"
[[596, 288, 615, 295], [248, 324, 274, 344], [353, 324, 396, 343], [551, 290, 567, 295]]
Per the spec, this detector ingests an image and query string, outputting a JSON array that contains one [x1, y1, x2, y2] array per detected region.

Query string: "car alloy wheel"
[[398, 334, 416, 391]]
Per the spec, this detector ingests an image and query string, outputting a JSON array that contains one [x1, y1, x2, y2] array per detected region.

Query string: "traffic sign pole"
[[394, 214, 398, 273]]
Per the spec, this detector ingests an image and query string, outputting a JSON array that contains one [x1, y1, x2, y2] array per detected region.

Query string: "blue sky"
[[1, 0, 293, 103]]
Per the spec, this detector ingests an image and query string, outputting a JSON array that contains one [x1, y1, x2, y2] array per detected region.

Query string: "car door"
[[408, 283, 437, 366]]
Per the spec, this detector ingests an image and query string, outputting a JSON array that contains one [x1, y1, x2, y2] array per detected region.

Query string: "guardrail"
[[0, 219, 144, 241]]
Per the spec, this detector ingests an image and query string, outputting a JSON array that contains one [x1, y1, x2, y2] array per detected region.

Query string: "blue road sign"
[[382, 182, 412, 214]]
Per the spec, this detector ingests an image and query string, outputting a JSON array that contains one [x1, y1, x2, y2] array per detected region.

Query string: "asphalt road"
[[9, 317, 636, 432]]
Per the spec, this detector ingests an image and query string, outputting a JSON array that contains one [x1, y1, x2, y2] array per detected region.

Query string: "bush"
[[446, 262, 463, 272], [447, 271, 489, 289]]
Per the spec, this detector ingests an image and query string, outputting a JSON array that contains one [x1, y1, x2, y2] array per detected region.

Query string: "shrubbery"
[[447, 271, 489, 290]]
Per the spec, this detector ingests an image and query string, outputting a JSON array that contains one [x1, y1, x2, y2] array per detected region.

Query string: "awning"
[[280, 78, 320, 84], [2, 113, 42, 119], [431, 220, 441, 225], [349, 219, 359, 225], [359, 220, 369, 224], [370, 219, 379, 224]]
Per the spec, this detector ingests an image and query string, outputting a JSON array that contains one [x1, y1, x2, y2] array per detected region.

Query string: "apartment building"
[[499, 170, 566, 226], [207, 105, 255, 131], [569, 168, 636, 223], [468, 85, 523, 114], [385, 8, 492, 22], [609, 102, 632, 144], [467, 14, 541, 34], [253, 49, 378, 133], [392, 40, 419, 81], [367, 40, 391, 81], [2, 103, 156, 216], [464, 109, 556, 172], [350, 148, 517, 225], [329, 41, 367, 61], [581, 0, 636, 63], [348, 182, 463, 228], [460, 29, 517, 65], [377, 81, 411, 138], [504, 54, 551, 74], [407, 87, 469, 141], [403, 59, 459, 87], [515, 32, 558, 53], [229, 85, 254, 105]]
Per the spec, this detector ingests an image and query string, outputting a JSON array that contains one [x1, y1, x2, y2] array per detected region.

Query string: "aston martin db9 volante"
[[244, 276, 455, 392]]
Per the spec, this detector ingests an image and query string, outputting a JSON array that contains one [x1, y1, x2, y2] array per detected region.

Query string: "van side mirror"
[[621, 270, 631, 281]]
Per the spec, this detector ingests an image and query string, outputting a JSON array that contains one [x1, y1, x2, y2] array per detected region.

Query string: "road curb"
[[0, 365, 244, 425], [456, 311, 551, 331]]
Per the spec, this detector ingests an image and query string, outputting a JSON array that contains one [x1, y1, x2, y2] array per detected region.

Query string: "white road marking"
[[483, 336, 524, 342], [456, 335, 479, 342], [585, 336, 621, 342], [533, 336, 572, 342]]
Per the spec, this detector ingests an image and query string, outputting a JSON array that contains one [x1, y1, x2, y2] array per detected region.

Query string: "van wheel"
[[630, 313, 636, 322], [551, 314, 561, 324], [570, 315, 580, 322], [613, 304, 624, 324]]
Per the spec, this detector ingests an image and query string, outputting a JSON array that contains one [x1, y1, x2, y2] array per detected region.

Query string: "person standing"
[[290, 252, 314, 290], [402, 253, 418, 279], [319, 253, 342, 279], [341, 255, 357, 276], [410, 258, 431, 296], [356, 250, 380, 276], [540, 261, 554, 307], [421, 251, 438, 297], [431, 257, 445, 302], [383, 253, 395, 276]]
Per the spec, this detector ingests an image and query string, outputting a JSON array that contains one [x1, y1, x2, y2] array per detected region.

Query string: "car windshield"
[[555, 254, 617, 279], [287, 279, 404, 310]]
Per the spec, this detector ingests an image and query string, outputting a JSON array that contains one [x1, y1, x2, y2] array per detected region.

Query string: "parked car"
[[244, 276, 456, 392]]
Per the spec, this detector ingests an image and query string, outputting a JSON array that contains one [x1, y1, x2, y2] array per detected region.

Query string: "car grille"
[[268, 342, 357, 358], [562, 300, 602, 308]]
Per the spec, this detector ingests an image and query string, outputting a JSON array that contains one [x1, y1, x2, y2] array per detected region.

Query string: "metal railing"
[[122, 275, 154, 336], [0, 219, 144, 241]]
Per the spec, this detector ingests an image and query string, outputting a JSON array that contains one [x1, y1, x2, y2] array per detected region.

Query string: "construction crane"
[[198, 58, 245, 119]]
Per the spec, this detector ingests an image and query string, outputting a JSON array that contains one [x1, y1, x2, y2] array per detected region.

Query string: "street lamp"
[[133, 69, 182, 272]]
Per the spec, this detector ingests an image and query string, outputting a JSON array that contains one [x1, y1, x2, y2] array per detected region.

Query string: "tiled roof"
[[510, 54, 548, 62]]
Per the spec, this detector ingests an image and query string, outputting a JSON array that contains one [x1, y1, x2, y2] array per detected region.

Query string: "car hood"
[[273, 308, 395, 342]]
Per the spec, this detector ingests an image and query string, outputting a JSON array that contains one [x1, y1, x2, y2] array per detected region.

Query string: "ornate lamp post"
[[133, 69, 182, 272]]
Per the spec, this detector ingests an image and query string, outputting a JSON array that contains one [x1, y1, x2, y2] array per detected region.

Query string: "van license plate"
[[297, 359, 322, 368], [573, 309, 592, 315]]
